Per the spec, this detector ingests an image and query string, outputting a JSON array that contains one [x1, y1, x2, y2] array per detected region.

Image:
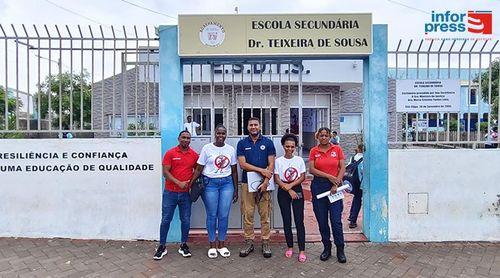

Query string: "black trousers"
[[349, 189, 362, 223], [277, 186, 305, 251]]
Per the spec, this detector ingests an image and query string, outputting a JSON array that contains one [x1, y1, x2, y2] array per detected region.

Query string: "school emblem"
[[199, 22, 225, 47], [260, 145, 266, 150]]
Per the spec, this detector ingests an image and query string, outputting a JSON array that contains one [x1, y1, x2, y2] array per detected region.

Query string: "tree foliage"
[[0, 86, 19, 116], [33, 72, 92, 129], [475, 58, 499, 121], [0, 86, 24, 138]]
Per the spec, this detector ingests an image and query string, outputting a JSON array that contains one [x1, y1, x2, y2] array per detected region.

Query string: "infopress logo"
[[425, 11, 492, 35]]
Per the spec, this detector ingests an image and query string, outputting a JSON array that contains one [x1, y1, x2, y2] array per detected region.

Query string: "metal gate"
[[0, 24, 160, 138], [182, 62, 304, 137], [388, 39, 500, 148], [183, 61, 306, 229]]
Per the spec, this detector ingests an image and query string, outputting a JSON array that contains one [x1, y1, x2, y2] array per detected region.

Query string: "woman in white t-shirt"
[[274, 134, 307, 262], [191, 125, 238, 259]]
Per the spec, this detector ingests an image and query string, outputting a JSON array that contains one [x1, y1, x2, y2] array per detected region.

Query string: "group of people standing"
[[154, 117, 364, 264]]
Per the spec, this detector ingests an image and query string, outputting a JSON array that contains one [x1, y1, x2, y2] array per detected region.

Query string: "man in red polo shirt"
[[153, 130, 199, 260]]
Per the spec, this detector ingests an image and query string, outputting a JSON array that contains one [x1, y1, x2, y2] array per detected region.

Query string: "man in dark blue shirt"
[[237, 117, 276, 258]]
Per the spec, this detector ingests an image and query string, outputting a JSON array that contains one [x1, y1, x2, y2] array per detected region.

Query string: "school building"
[[0, 14, 499, 243]]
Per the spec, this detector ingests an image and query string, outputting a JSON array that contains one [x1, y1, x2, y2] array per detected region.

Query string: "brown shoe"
[[239, 239, 254, 257], [262, 240, 272, 258]]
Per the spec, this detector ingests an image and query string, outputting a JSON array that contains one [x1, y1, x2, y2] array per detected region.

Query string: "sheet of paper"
[[327, 191, 344, 203], [247, 171, 275, 193]]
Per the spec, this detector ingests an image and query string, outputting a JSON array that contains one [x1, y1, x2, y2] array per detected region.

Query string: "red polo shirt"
[[162, 146, 199, 192], [309, 143, 345, 177]]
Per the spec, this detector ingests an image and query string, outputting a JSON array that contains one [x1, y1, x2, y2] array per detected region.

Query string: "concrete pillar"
[[362, 24, 389, 242], [158, 25, 183, 242]]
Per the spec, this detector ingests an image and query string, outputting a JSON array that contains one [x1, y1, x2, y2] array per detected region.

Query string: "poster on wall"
[[396, 79, 460, 112]]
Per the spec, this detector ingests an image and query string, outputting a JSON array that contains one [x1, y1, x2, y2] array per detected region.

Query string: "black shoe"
[[239, 239, 254, 257], [178, 243, 192, 257], [336, 245, 347, 263], [320, 248, 331, 261], [262, 240, 272, 258], [349, 222, 357, 229], [153, 245, 167, 260]]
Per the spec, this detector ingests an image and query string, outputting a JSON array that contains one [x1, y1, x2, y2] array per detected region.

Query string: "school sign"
[[178, 14, 372, 56]]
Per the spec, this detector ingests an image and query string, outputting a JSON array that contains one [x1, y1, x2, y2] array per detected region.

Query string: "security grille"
[[389, 39, 500, 148], [0, 24, 159, 138]]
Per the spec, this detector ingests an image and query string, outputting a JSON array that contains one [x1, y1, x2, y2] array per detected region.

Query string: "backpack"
[[343, 157, 363, 193]]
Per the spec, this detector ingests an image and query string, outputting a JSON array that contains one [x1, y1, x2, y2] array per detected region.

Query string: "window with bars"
[[237, 108, 278, 135], [185, 108, 226, 136]]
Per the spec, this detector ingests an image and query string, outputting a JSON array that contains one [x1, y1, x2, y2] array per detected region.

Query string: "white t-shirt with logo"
[[184, 122, 200, 136], [274, 155, 306, 183], [197, 143, 237, 178]]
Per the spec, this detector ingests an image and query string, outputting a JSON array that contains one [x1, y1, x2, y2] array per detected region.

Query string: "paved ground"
[[0, 238, 498, 277], [302, 180, 366, 242]]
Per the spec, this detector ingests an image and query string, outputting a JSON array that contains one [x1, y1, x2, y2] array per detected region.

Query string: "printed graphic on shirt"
[[214, 154, 230, 173], [330, 151, 337, 157], [199, 143, 236, 178], [284, 167, 299, 182], [275, 156, 306, 183]]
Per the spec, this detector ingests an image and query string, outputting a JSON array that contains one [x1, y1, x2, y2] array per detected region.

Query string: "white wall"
[[0, 138, 162, 240], [389, 149, 500, 242]]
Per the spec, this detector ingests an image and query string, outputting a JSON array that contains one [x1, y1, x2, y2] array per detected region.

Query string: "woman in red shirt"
[[308, 127, 347, 263]]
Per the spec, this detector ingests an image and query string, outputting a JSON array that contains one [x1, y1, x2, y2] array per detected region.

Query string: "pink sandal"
[[298, 253, 307, 262], [285, 249, 293, 258]]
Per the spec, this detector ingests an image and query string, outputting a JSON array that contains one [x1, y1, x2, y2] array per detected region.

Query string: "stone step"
[[187, 229, 367, 243]]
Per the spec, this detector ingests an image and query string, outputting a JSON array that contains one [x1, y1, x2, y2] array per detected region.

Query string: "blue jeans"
[[311, 177, 344, 248], [159, 189, 191, 245], [201, 175, 234, 242]]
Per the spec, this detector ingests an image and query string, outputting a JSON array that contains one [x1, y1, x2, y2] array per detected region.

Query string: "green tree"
[[0, 86, 17, 116], [444, 119, 466, 132], [480, 121, 489, 133], [33, 71, 92, 130], [475, 58, 499, 121], [0, 86, 24, 138]]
